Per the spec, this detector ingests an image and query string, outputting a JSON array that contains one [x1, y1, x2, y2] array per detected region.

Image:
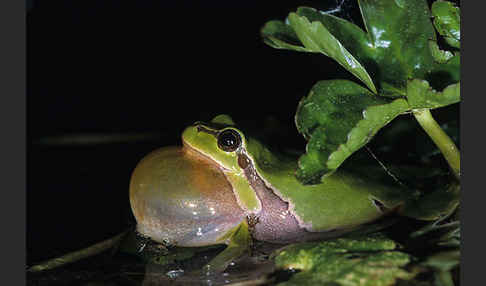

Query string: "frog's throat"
[[183, 125, 311, 232], [236, 150, 317, 236], [181, 141, 262, 214]]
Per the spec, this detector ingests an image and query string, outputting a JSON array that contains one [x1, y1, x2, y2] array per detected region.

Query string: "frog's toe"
[[202, 221, 251, 275]]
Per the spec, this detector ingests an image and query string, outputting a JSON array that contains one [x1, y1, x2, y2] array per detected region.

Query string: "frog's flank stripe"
[[223, 172, 262, 214]]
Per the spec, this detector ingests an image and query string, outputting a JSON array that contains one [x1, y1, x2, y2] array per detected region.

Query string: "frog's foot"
[[398, 182, 460, 221], [134, 231, 169, 255], [134, 231, 151, 253], [246, 214, 260, 256], [202, 220, 251, 275]]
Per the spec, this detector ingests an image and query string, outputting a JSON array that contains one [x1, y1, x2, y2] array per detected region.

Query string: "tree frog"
[[129, 114, 451, 273]]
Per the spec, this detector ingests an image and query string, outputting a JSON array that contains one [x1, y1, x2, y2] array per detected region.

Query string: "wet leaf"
[[261, 20, 309, 52], [262, 11, 377, 93], [295, 80, 408, 183], [357, 0, 438, 94], [274, 234, 415, 286], [429, 41, 454, 64], [295, 77, 460, 182], [407, 79, 460, 110], [425, 51, 460, 93], [431, 1, 460, 48]]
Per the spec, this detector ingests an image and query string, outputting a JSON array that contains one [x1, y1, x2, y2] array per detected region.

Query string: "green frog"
[[129, 114, 455, 273]]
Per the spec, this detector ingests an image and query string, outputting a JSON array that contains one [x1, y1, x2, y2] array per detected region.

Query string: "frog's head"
[[182, 114, 249, 173], [129, 114, 251, 247]]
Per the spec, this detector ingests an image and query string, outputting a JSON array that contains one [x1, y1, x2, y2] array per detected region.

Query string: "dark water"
[[27, 238, 280, 286], [27, 142, 149, 264]]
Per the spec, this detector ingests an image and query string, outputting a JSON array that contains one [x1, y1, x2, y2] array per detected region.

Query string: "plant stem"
[[435, 271, 455, 286], [413, 109, 460, 181], [27, 230, 129, 273]]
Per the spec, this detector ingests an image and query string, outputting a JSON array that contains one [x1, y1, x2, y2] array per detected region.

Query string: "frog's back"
[[246, 138, 408, 233]]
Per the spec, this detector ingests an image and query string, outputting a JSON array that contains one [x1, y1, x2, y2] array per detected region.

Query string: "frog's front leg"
[[203, 220, 252, 274]]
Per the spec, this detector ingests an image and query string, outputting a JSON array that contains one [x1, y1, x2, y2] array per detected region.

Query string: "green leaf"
[[262, 12, 377, 93], [400, 181, 460, 221], [262, 1, 460, 181], [407, 79, 460, 110], [431, 1, 460, 48], [274, 234, 415, 286], [262, 1, 460, 95], [421, 250, 460, 286], [295, 80, 408, 183], [357, 0, 438, 94], [422, 250, 460, 272], [427, 52, 460, 92], [261, 20, 309, 52], [429, 40, 454, 64]]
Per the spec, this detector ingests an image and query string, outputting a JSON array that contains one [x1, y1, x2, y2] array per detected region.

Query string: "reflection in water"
[[141, 242, 279, 286]]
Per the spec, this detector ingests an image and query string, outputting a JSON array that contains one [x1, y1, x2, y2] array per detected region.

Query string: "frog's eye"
[[217, 129, 241, 152]]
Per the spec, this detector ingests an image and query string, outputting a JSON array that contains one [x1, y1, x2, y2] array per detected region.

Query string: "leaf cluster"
[[262, 0, 460, 184], [274, 233, 416, 286]]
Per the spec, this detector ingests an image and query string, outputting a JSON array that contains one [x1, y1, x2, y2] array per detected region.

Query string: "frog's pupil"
[[218, 130, 241, 152], [222, 135, 234, 146]]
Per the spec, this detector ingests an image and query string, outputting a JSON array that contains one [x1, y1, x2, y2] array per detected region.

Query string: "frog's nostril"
[[193, 122, 205, 132], [195, 124, 220, 136]]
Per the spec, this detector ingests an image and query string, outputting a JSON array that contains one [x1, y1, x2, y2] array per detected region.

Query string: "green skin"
[[129, 114, 412, 273], [183, 114, 410, 226]]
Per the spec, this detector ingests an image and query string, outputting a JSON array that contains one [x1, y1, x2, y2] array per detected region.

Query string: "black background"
[[27, 0, 355, 265], [27, 0, 455, 266]]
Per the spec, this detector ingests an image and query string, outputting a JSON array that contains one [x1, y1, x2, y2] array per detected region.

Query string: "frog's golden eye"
[[217, 129, 241, 152]]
